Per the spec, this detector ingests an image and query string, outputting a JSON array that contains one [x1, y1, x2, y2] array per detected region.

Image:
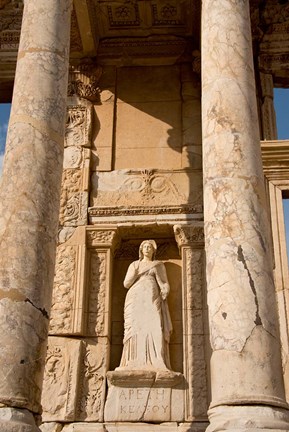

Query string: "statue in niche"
[[116, 240, 173, 371]]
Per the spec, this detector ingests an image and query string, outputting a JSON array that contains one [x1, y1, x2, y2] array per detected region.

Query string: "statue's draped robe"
[[118, 260, 173, 370]]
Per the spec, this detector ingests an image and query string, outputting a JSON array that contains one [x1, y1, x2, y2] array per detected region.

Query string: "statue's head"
[[139, 239, 157, 261]]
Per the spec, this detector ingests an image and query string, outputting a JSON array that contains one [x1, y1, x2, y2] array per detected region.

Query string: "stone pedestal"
[[0, 0, 72, 429], [104, 370, 184, 422], [201, 0, 289, 430]]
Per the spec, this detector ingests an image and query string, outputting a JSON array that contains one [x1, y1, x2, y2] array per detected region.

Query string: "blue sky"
[[0, 103, 10, 175]]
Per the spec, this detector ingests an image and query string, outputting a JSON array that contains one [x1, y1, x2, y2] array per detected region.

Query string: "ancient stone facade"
[[1, 1, 289, 431]]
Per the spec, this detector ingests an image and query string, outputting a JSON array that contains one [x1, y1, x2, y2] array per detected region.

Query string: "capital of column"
[[68, 63, 102, 102], [86, 226, 120, 251], [173, 224, 204, 249]]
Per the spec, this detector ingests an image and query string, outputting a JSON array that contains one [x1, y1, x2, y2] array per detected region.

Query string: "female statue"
[[117, 240, 173, 371]]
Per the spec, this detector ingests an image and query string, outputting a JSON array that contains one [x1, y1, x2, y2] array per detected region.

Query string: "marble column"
[[0, 0, 72, 430], [201, 0, 289, 430]]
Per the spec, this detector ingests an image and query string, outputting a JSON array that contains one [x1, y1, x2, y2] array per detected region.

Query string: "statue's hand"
[[161, 290, 167, 300]]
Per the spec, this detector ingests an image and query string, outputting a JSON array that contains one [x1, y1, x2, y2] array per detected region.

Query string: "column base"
[[206, 405, 289, 431], [0, 407, 40, 432]]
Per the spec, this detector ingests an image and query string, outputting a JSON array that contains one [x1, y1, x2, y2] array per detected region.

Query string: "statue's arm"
[[155, 262, 170, 300], [123, 261, 139, 289]]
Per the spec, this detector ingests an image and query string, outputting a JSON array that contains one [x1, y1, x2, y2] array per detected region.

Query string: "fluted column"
[[202, 0, 289, 430], [0, 0, 72, 430]]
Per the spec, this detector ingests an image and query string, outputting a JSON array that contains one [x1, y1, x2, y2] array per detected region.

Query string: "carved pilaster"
[[49, 227, 87, 336], [174, 225, 208, 421], [44, 227, 119, 423], [59, 97, 93, 227], [86, 227, 119, 337]]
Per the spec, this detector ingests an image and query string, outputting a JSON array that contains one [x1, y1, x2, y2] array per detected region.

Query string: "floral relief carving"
[[160, 4, 177, 19], [65, 105, 92, 148], [87, 251, 107, 336], [122, 169, 181, 201], [77, 341, 107, 421], [107, 4, 140, 26], [59, 167, 88, 227], [115, 6, 132, 20], [42, 338, 82, 421], [49, 245, 77, 334], [152, 2, 182, 26]]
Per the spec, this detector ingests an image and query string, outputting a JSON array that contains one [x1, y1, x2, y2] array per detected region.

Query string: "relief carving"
[[107, 4, 140, 27], [174, 225, 204, 247], [122, 170, 181, 201], [87, 251, 107, 336], [68, 65, 102, 102], [49, 245, 77, 334], [59, 149, 90, 227], [86, 230, 117, 247], [59, 169, 86, 226], [77, 340, 108, 421], [42, 338, 82, 421], [91, 170, 203, 210], [152, 2, 183, 26], [65, 105, 92, 148], [0, 0, 23, 49]]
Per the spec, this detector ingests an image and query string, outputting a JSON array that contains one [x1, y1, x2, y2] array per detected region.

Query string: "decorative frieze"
[[90, 170, 203, 210]]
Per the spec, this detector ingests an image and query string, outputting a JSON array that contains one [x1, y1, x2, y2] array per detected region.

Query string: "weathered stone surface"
[[202, 0, 289, 429], [0, 408, 40, 432], [40, 423, 63, 432], [0, 0, 72, 420]]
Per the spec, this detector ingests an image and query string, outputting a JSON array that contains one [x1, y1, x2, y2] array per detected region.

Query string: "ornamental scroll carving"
[[65, 104, 92, 148], [91, 169, 203, 210], [87, 251, 107, 336], [49, 245, 77, 334], [77, 340, 108, 421], [42, 338, 82, 421], [60, 99, 92, 227]]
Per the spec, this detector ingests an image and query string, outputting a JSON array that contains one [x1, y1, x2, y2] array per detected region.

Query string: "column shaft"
[[0, 0, 72, 425], [201, 0, 289, 429]]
